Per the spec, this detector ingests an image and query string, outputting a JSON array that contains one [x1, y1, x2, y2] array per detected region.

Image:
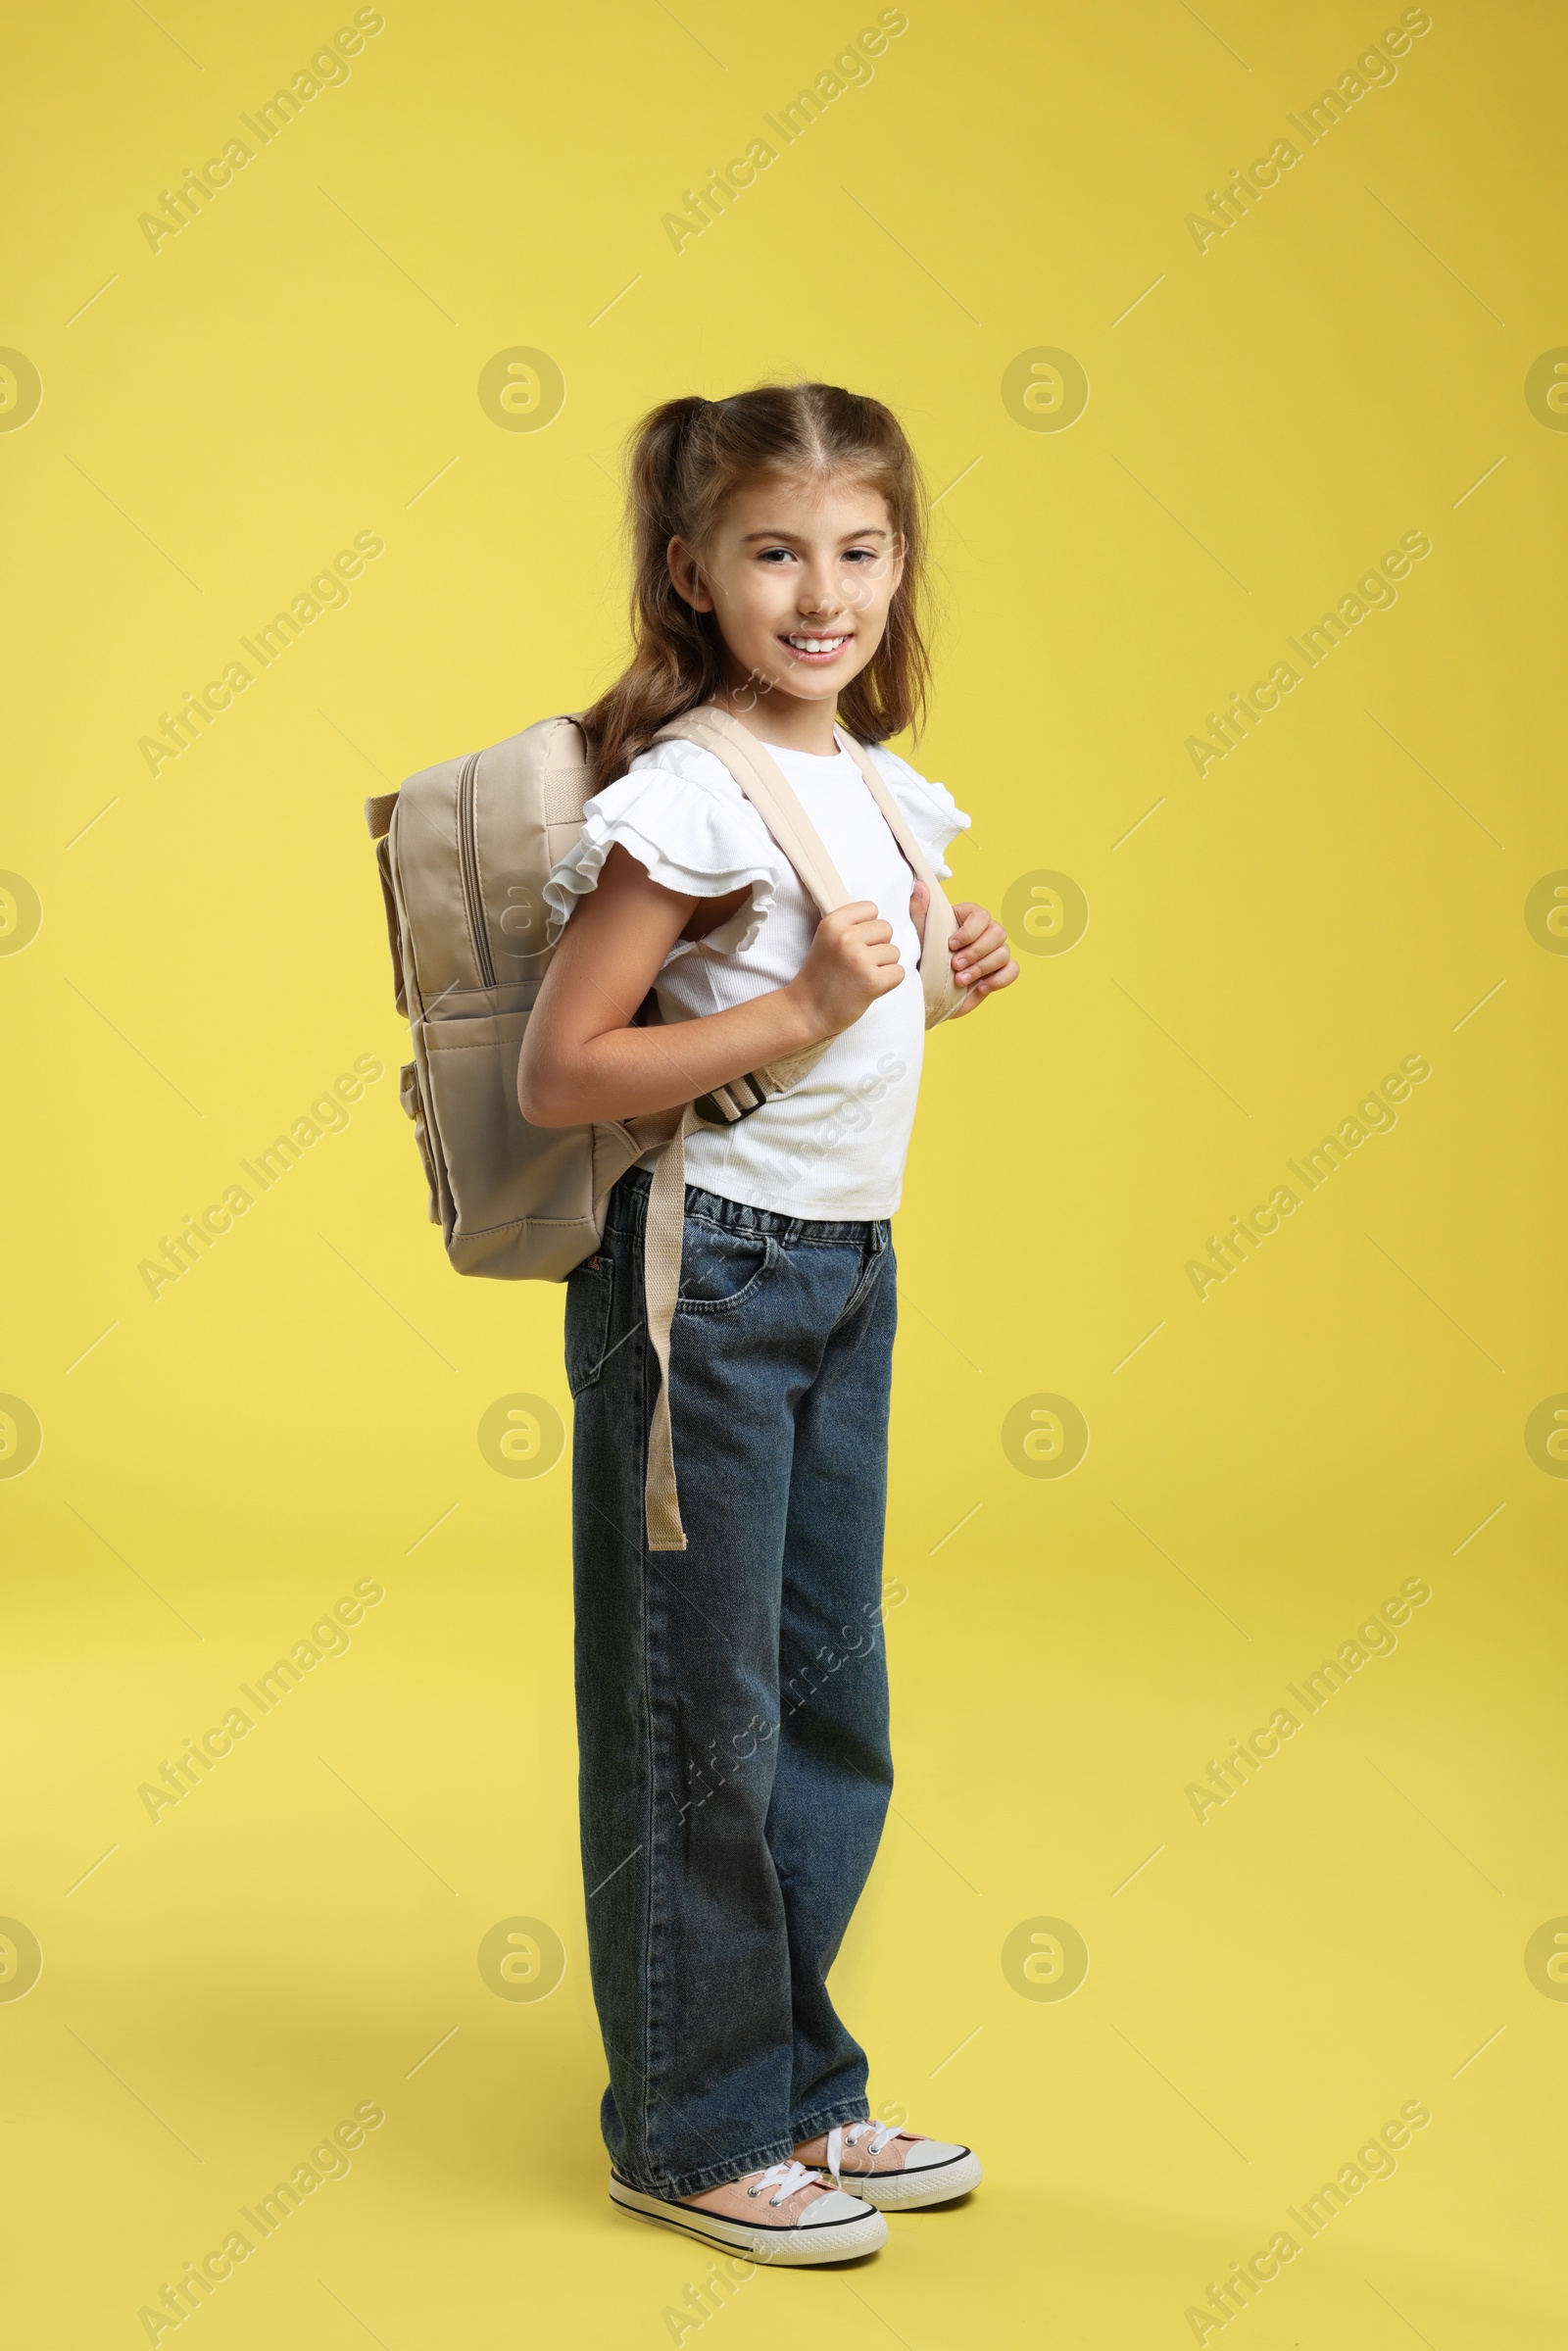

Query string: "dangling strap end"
[[641, 1104, 700, 1553]]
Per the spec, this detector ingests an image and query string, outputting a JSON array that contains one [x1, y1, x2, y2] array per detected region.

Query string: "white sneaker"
[[610, 2158, 888, 2265], [795, 2122, 983, 2210]]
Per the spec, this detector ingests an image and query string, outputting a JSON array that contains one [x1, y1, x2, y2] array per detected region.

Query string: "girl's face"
[[668, 472, 905, 713]]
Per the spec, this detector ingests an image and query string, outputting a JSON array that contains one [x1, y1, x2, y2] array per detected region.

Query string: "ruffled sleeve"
[[862, 743, 972, 879], [543, 738, 784, 955]]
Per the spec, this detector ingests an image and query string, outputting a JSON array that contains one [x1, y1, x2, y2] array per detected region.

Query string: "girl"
[[520, 383, 1017, 2264]]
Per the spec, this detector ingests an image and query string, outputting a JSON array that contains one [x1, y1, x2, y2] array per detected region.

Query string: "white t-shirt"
[[543, 728, 970, 1219]]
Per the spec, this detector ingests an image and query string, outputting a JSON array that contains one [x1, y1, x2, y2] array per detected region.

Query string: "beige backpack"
[[366, 702, 964, 1550]]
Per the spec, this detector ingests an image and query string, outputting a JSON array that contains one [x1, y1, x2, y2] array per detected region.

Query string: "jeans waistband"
[[608, 1164, 889, 1250]]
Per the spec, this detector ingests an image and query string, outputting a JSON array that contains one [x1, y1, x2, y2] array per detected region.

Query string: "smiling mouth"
[[780, 632, 852, 661]]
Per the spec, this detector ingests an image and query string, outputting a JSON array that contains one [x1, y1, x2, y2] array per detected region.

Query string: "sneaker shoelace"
[[746, 2158, 820, 2210], [823, 2121, 899, 2188]]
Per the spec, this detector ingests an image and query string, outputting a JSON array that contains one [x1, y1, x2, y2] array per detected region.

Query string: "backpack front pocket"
[[420, 1006, 585, 1253]]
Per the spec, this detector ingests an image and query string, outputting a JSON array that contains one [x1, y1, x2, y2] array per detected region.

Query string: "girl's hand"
[[908, 880, 1017, 1015], [947, 901, 1017, 1015], [789, 901, 906, 1037]]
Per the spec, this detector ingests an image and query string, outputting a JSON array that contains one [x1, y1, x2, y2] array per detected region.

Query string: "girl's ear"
[[666, 535, 714, 612], [888, 529, 906, 601]]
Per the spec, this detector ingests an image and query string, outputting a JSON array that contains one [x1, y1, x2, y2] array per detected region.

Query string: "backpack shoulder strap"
[[652, 704, 967, 1029], [651, 705, 849, 916], [834, 732, 968, 1030]]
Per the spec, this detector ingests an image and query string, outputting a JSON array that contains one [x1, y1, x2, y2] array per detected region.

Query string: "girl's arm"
[[518, 846, 903, 1129]]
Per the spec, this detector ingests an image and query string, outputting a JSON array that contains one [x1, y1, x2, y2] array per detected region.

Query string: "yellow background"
[[5, 1, 1565, 2343]]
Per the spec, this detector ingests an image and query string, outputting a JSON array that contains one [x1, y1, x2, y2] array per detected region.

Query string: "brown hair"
[[579, 381, 931, 792]]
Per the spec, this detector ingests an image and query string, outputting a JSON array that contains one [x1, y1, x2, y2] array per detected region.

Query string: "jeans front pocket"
[[564, 1253, 614, 1396], [676, 1218, 778, 1314]]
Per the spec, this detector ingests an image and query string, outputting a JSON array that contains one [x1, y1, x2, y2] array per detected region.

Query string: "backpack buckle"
[[692, 1072, 769, 1127]]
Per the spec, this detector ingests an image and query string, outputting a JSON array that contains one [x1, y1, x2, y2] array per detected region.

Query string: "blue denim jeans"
[[565, 1165, 897, 2200]]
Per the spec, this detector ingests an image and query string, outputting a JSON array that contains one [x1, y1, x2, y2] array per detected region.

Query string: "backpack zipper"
[[456, 752, 497, 988]]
